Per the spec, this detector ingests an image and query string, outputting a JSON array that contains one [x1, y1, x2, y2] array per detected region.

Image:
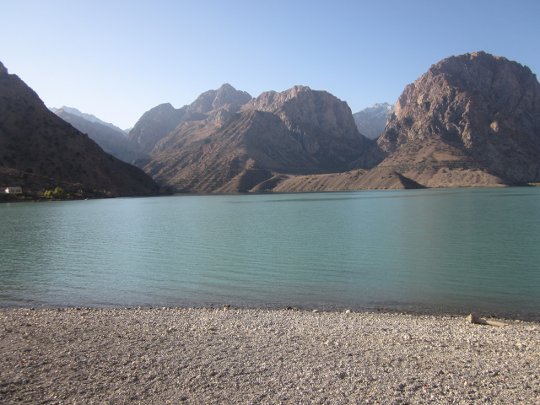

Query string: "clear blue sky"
[[1, 0, 539, 129]]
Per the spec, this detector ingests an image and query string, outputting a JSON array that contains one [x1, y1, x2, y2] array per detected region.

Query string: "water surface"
[[1, 188, 539, 318]]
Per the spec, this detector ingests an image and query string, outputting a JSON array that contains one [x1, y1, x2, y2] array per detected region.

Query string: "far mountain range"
[[2, 51, 540, 197]]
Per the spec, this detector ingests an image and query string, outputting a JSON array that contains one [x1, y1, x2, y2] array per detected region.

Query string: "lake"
[[1, 188, 539, 318]]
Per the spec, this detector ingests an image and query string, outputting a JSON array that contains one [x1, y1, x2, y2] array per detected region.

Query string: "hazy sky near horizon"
[[1, 0, 539, 129]]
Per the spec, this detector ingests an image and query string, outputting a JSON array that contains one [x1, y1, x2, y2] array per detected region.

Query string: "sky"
[[1, 0, 539, 129]]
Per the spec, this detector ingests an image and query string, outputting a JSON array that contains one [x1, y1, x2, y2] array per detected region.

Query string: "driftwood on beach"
[[467, 312, 508, 327]]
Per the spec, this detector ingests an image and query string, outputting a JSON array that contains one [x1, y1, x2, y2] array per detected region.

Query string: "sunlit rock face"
[[377, 51, 540, 186], [144, 85, 375, 192]]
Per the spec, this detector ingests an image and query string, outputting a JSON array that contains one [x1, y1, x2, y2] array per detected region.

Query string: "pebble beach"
[[1, 307, 539, 403]]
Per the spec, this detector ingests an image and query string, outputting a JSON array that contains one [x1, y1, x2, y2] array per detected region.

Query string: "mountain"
[[242, 86, 377, 169], [0, 61, 158, 197], [128, 83, 252, 155], [51, 106, 125, 134], [128, 103, 187, 155], [376, 51, 540, 187], [184, 83, 252, 118], [145, 85, 376, 192], [54, 107, 145, 163], [267, 52, 540, 192], [353, 103, 393, 139]]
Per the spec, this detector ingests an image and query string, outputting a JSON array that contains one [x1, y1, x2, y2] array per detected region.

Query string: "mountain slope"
[[377, 51, 540, 187], [271, 168, 424, 192], [0, 61, 158, 197], [129, 84, 252, 155], [353, 103, 393, 140], [128, 103, 187, 155], [145, 86, 376, 192], [51, 106, 125, 133], [54, 108, 144, 163]]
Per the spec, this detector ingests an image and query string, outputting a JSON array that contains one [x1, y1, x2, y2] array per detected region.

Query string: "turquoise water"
[[1, 188, 539, 318]]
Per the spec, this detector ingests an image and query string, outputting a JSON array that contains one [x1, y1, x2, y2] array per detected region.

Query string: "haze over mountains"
[[2, 51, 539, 197], [353, 103, 393, 140], [53, 107, 144, 164], [51, 106, 126, 134]]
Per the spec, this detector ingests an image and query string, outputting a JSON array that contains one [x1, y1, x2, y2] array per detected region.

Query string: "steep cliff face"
[[377, 52, 540, 186], [243, 86, 372, 169], [145, 86, 375, 192], [0, 61, 158, 197]]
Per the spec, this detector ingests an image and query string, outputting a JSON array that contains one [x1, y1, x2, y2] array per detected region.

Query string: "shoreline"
[[2, 183, 539, 204], [2, 303, 539, 323], [1, 307, 538, 403]]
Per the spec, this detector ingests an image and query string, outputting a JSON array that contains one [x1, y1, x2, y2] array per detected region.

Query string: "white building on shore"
[[2, 186, 23, 194]]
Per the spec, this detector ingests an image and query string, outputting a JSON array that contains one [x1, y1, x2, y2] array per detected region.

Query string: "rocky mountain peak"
[[378, 51, 540, 185], [0, 61, 7, 75], [144, 85, 376, 193], [152, 102, 176, 113], [128, 103, 187, 154], [245, 85, 316, 112], [244, 86, 361, 143], [288, 85, 312, 95], [188, 84, 252, 114], [383, 51, 540, 150]]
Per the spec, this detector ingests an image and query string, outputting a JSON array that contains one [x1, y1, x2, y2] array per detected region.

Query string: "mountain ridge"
[[144, 85, 376, 192], [15, 51, 539, 196], [128, 84, 252, 155], [264, 52, 540, 192]]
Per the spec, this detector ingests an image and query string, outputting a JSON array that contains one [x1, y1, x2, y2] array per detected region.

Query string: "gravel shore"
[[1, 307, 538, 403]]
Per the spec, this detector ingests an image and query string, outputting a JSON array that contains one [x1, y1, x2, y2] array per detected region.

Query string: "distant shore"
[[2, 183, 539, 204], [1, 307, 538, 403]]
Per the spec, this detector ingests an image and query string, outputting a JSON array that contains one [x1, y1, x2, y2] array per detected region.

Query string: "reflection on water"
[[1, 188, 539, 318]]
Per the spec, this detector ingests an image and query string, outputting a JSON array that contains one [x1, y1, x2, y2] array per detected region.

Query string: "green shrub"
[[43, 186, 66, 199]]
